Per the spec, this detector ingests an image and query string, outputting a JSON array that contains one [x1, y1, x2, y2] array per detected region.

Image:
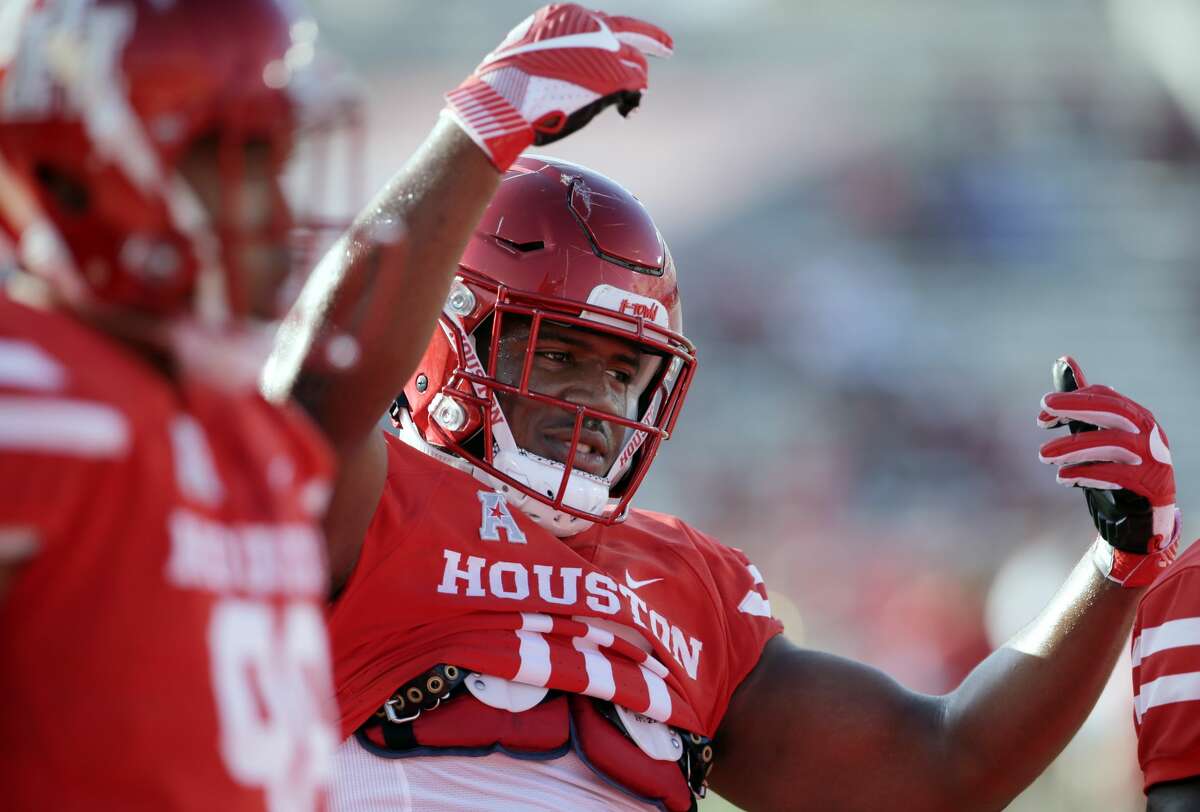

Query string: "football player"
[[293, 161, 1179, 812], [259, 7, 1176, 812], [0, 0, 349, 807], [0, 0, 664, 809]]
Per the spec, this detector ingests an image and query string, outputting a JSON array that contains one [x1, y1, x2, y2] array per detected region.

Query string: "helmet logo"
[[585, 284, 668, 329], [618, 298, 660, 324]]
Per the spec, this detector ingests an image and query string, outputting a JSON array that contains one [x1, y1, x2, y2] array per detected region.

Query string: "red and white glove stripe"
[[444, 4, 673, 171], [1038, 358, 1178, 587]]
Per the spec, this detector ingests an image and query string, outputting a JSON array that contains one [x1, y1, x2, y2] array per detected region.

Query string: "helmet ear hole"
[[34, 163, 90, 215]]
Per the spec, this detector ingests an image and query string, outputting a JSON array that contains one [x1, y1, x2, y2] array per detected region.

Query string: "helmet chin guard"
[[487, 448, 609, 537]]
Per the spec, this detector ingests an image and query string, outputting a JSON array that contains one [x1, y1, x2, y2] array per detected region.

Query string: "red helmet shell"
[[468, 155, 682, 331]]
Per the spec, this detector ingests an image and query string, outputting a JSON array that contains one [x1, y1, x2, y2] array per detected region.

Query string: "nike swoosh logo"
[[481, 16, 621, 67], [625, 571, 662, 590]]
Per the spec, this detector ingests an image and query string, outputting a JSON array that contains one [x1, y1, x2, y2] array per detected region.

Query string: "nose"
[[559, 361, 622, 416]]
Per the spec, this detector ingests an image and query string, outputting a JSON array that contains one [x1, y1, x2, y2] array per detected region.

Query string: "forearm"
[[939, 551, 1140, 807], [263, 117, 499, 451]]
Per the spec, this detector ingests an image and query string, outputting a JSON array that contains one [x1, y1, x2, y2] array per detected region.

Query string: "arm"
[[263, 122, 498, 592], [265, 120, 498, 457], [261, 4, 674, 591], [713, 554, 1138, 812], [714, 358, 1176, 810]]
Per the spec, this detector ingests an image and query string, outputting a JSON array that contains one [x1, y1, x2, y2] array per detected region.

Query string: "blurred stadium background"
[[310, 1, 1199, 809], [11, 0, 1200, 808]]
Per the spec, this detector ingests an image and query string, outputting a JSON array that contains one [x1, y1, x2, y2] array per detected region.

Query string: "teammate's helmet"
[[0, 0, 355, 321], [398, 156, 696, 535]]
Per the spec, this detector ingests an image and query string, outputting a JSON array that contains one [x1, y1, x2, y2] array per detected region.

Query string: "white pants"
[[330, 734, 657, 811]]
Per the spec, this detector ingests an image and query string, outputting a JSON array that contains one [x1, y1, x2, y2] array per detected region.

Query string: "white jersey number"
[[209, 600, 336, 811]]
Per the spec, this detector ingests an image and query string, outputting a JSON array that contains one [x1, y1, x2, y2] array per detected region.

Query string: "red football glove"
[[1038, 356, 1178, 587], [444, 4, 673, 171]]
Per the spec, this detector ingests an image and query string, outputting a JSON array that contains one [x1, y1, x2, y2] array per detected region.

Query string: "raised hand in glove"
[[1038, 356, 1179, 587], [444, 3, 672, 171]]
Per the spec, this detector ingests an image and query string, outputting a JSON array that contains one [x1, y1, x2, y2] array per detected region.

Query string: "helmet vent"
[[495, 236, 545, 253]]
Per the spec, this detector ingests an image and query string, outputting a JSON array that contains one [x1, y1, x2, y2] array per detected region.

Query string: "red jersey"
[[1132, 539, 1200, 790], [0, 297, 338, 811], [330, 432, 783, 739]]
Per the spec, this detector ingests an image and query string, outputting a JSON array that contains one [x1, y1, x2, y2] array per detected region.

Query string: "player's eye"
[[607, 368, 632, 385], [537, 350, 570, 364]]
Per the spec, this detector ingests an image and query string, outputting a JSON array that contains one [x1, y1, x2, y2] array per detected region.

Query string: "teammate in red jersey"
[[295, 168, 1178, 812], [0, 1, 349, 808]]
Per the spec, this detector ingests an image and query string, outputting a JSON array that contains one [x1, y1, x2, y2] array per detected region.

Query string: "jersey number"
[[209, 600, 336, 811]]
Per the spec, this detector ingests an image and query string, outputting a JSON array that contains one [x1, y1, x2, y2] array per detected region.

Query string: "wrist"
[[442, 79, 533, 172], [1090, 516, 1180, 588]]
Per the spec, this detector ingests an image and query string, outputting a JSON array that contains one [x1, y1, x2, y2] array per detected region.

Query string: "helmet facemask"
[[422, 270, 695, 535]]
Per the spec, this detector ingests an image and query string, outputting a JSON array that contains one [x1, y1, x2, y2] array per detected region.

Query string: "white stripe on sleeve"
[[1135, 671, 1200, 722], [0, 526, 39, 563], [0, 397, 129, 457], [0, 340, 66, 391], [1132, 617, 1200, 666]]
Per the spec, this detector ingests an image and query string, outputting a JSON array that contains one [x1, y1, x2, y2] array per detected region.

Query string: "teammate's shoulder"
[[0, 295, 168, 408], [0, 297, 172, 462]]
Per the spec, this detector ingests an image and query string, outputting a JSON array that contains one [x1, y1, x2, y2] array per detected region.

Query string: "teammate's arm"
[[714, 554, 1138, 811], [1148, 780, 1200, 812], [260, 4, 673, 592]]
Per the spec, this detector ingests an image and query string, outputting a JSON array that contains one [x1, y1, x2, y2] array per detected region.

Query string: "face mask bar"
[[436, 269, 697, 524]]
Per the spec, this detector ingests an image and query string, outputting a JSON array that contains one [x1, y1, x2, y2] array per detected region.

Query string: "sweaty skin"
[[713, 554, 1143, 811]]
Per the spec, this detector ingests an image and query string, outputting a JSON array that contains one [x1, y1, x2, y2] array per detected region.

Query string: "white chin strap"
[[482, 448, 608, 537]]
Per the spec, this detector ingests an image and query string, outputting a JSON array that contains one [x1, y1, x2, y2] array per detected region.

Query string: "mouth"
[[541, 427, 612, 477]]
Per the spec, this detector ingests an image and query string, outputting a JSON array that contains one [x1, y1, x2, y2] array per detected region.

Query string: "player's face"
[[493, 318, 655, 477], [178, 134, 290, 319]]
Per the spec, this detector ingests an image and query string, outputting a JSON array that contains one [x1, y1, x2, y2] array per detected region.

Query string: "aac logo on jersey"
[[478, 490, 527, 543]]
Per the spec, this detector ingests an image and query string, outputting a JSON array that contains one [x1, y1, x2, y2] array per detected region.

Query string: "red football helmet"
[[397, 155, 696, 535], [0, 0, 360, 323]]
